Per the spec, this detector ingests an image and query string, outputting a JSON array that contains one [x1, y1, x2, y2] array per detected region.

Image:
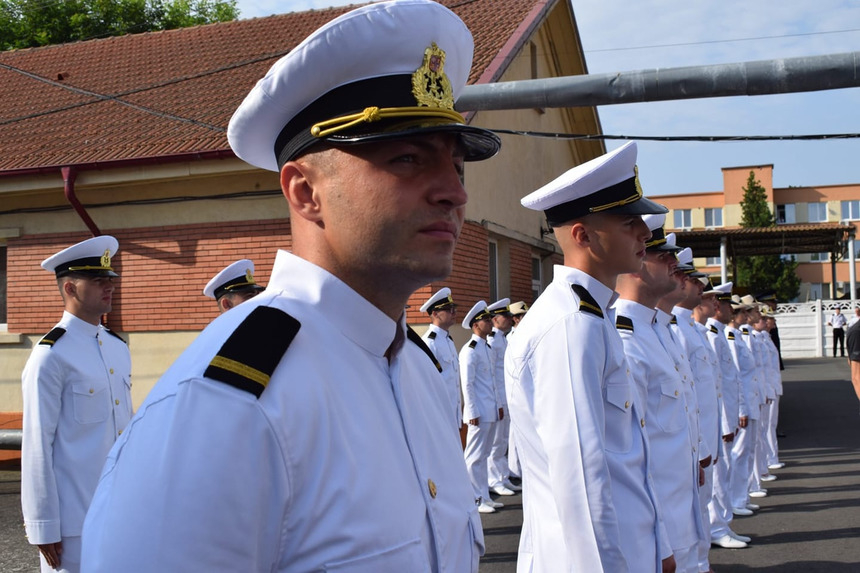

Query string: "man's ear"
[[569, 221, 590, 247], [219, 297, 233, 313], [280, 159, 323, 223], [63, 279, 77, 298]]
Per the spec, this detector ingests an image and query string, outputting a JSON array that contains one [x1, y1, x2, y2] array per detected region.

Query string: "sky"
[[232, 0, 860, 196]]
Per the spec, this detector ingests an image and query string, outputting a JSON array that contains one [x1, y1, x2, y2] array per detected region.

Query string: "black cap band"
[[543, 176, 639, 227]]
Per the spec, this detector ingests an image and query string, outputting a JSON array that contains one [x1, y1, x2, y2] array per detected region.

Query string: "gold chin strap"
[[68, 265, 113, 272], [310, 106, 465, 139]]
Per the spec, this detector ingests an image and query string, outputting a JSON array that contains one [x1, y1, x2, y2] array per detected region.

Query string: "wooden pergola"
[[674, 222, 858, 300]]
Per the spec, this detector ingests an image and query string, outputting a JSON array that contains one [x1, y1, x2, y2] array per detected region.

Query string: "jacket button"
[[428, 479, 437, 499]]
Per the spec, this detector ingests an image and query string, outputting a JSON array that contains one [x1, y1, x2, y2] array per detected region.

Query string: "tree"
[[0, 0, 238, 50], [735, 171, 801, 301]]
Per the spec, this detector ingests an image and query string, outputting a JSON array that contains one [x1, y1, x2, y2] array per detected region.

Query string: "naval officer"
[[420, 287, 462, 431], [81, 1, 501, 570], [505, 142, 675, 572], [21, 235, 132, 573], [460, 300, 504, 514], [203, 259, 266, 314]]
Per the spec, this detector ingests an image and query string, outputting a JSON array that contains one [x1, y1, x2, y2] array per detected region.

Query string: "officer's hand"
[[699, 466, 705, 487], [739, 416, 748, 429], [38, 541, 62, 569], [700, 455, 712, 469], [662, 554, 677, 573], [469, 417, 480, 426], [498, 408, 504, 420], [723, 433, 735, 443]]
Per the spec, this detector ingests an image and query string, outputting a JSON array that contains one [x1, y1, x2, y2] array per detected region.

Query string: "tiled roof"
[[0, 0, 550, 173]]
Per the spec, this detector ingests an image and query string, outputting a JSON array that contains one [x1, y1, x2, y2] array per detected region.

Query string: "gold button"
[[624, 401, 630, 409], [99, 340, 103, 346], [118, 430, 123, 435], [674, 390, 679, 396], [674, 366, 679, 371], [641, 418, 645, 427], [626, 368, 630, 375], [89, 388, 94, 394], [115, 399, 120, 405], [428, 478, 437, 499], [110, 368, 114, 374]]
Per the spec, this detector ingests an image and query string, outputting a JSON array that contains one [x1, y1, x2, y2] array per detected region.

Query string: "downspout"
[[62, 165, 101, 237]]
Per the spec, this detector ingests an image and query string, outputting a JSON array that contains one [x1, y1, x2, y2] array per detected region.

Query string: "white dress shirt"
[[82, 250, 482, 572]]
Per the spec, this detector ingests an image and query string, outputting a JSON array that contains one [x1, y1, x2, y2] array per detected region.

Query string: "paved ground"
[[478, 357, 860, 572], [2, 357, 859, 571]]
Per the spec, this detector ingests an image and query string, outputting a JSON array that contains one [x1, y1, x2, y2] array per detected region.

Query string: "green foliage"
[[0, 0, 238, 50], [740, 170, 775, 228], [736, 171, 801, 301]]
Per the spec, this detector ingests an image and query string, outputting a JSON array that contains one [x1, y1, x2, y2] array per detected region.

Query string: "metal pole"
[[720, 236, 728, 284], [850, 235, 857, 308], [458, 51, 860, 111], [0, 429, 22, 451]]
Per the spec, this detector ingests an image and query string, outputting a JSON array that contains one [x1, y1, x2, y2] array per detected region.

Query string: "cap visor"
[[326, 122, 501, 162]]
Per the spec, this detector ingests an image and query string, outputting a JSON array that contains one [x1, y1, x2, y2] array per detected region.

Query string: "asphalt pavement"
[[2, 358, 859, 571]]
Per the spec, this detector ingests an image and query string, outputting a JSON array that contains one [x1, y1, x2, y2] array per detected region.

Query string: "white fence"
[[776, 299, 859, 358]]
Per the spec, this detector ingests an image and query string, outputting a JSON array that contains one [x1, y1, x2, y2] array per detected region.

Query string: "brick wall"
[[509, 240, 534, 305], [8, 221, 291, 334], [10, 220, 497, 333]]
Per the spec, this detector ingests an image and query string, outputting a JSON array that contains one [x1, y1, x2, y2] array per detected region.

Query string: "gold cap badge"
[[412, 43, 455, 110]]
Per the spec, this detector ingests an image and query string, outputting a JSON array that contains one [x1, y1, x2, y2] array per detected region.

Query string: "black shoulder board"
[[727, 332, 736, 340], [571, 284, 604, 319], [38, 327, 66, 347], [616, 315, 634, 332], [709, 325, 718, 334], [487, 331, 495, 338], [468, 339, 477, 349], [204, 306, 300, 398], [742, 329, 750, 336], [105, 328, 127, 344], [407, 327, 442, 373], [427, 330, 437, 340], [669, 315, 678, 325]]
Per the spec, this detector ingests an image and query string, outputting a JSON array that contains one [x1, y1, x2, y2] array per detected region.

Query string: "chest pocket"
[[656, 378, 686, 434], [71, 382, 110, 424], [604, 382, 633, 454]]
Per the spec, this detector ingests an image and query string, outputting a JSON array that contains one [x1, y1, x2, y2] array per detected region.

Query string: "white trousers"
[[731, 418, 758, 508], [464, 420, 497, 502], [697, 463, 714, 572], [765, 396, 781, 465], [709, 437, 734, 538], [487, 415, 511, 488]]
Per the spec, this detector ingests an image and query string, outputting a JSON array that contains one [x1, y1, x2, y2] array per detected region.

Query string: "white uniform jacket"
[[506, 266, 668, 573], [672, 307, 720, 462], [423, 324, 461, 428], [82, 250, 482, 572], [760, 333, 783, 396], [659, 310, 703, 463], [752, 331, 778, 401], [693, 319, 724, 458], [726, 326, 759, 420], [706, 319, 739, 437], [486, 328, 508, 411], [21, 311, 132, 543], [741, 325, 768, 408], [460, 335, 500, 423], [615, 300, 701, 552]]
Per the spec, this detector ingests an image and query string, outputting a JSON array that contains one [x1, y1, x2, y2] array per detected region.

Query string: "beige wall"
[[1, 331, 199, 412]]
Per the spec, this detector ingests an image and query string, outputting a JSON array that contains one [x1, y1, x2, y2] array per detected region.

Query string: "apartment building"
[[652, 164, 859, 301]]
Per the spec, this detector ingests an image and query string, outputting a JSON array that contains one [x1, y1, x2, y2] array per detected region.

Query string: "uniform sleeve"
[[21, 348, 65, 545], [520, 316, 627, 571], [81, 379, 289, 572], [459, 348, 479, 422], [727, 339, 749, 418]]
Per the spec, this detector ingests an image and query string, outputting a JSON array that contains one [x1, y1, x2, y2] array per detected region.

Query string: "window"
[[810, 252, 829, 262], [776, 204, 795, 224], [704, 208, 723, 228], [808, 283, 829, 301], [673, 209, 692, 229], [705, 256, 721, 266], [808, 202, 827, 223], [531, 256, 542, 301], [488, 241, 498, 302], [842, 200, 860, 221]]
